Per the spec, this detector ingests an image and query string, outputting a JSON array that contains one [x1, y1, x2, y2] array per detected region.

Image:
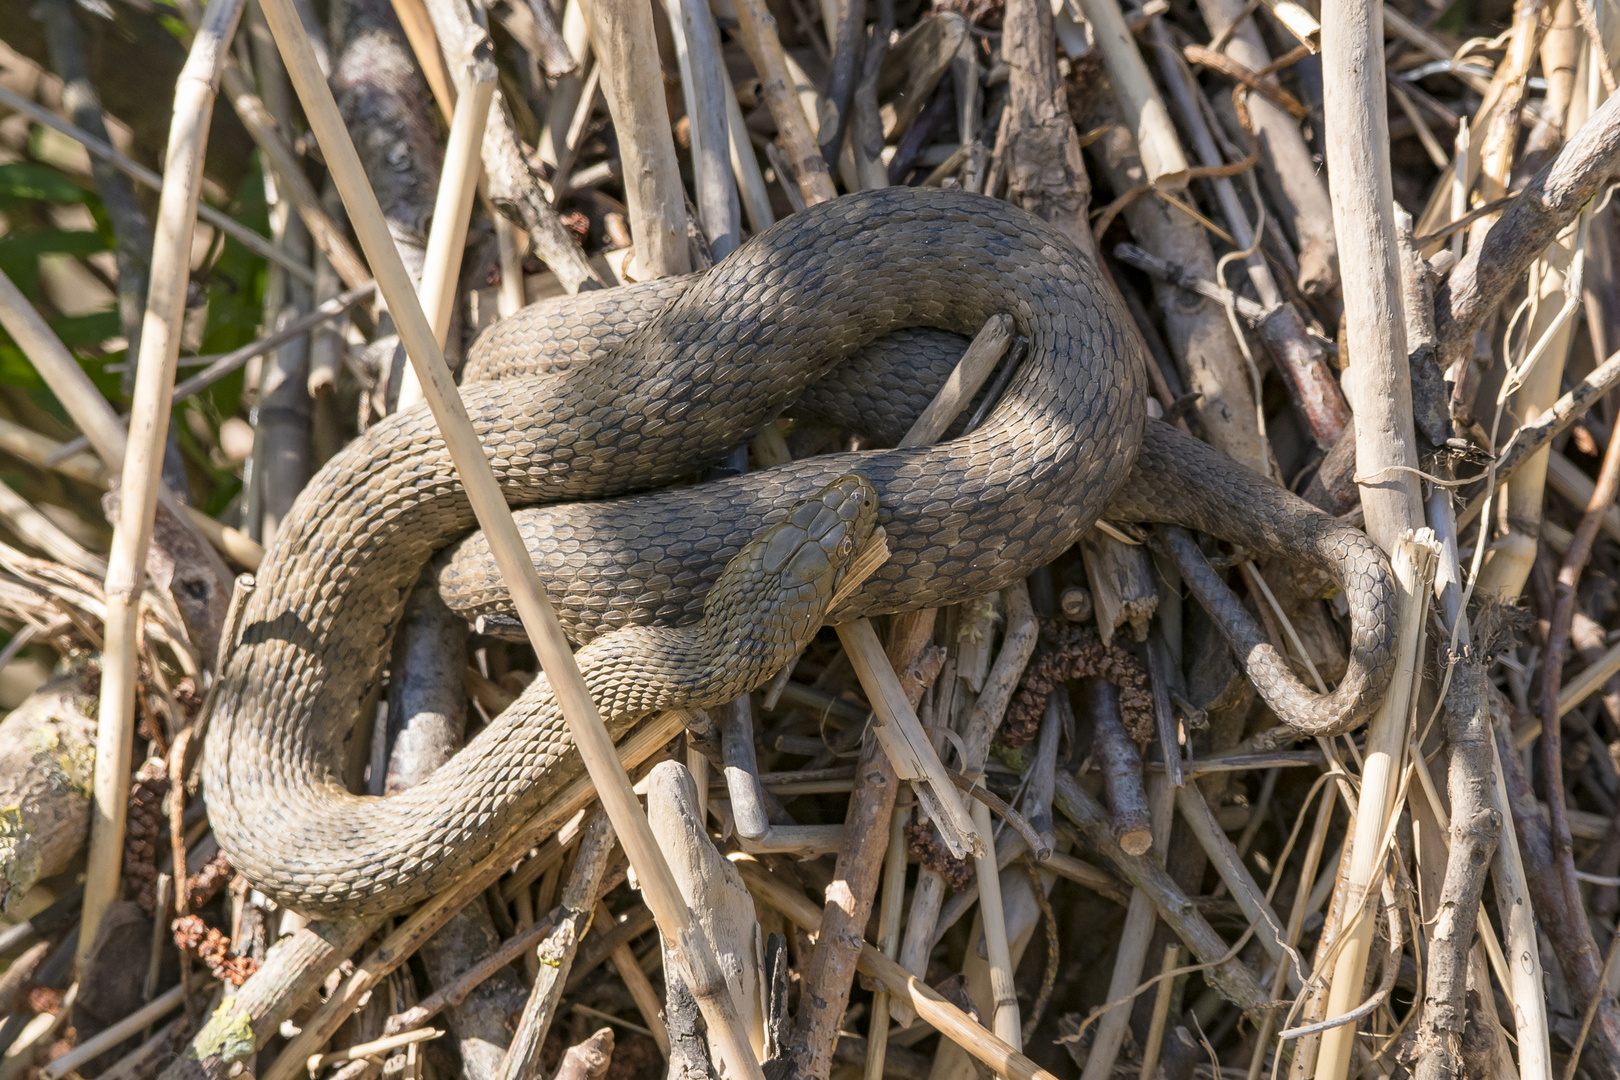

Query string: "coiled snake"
[[206, 188, 1396, 918]]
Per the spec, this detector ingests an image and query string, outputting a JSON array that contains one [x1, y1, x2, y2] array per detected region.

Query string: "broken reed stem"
[[728, 0, 837, 205], [1089, 678, 1152, 856], [579, 0, 691, 277], [1312, 536, 1435, 1080], [252, 8, 764, 1079], [397, 61, 496, 410], [80, 0, 245, 967], [1073, 0, 1189, 188], [971, 797, 1023, 1052], [898, 316, 1012, 447], [1487, 712, 1555, 1079]]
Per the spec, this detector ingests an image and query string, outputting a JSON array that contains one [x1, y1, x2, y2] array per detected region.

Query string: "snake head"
[[706, 475, 879, 644]]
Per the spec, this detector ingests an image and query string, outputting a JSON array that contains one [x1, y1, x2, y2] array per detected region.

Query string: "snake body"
[[206, 188, 1396, 918]]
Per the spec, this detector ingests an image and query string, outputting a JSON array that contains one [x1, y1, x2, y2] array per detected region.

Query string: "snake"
[[205, 188, 1397, 919]]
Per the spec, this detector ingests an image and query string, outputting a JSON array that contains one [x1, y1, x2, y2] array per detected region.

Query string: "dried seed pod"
[[1002, 624, 1153, 748]]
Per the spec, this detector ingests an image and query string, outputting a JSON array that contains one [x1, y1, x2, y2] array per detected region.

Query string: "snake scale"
[[206, 188, 1397, 918]]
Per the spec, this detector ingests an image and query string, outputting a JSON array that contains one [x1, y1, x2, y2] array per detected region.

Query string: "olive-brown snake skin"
[[206, 188, 1396, 917]]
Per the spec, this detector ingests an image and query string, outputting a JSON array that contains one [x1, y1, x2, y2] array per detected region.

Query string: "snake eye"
[[837, 534, 856, 558]]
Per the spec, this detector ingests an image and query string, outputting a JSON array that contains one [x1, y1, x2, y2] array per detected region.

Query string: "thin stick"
[[41, 982, 189, 1080], [396, 61, 496, 409], [218, 61, 371, 289], [1564, 921, 1620, 1080], [498, 810, 619, 1080], [834, 619, 981, 857], [864, 797, 911, 1080], [1435, 88, 1620, 366], [385, 917, 559, 1034], [595, 900, 671, 1058], [80, 0, 246, 967], [252, 10, 766, 1077], [307, 1030, 443, 1074], [971, 796, 1023, 1053], [1137, 945, 1179, 1080], [1175, 782, 1298, 984], [1078, 775, 1172, 1080], [1537, 388, 1620, 1032], [898, 316, 1013, 448], [790, 610, 939, 1078], [0, 83, 313, 285]]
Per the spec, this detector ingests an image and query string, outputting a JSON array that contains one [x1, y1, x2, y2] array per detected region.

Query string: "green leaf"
[[0, 163, 90, 207]]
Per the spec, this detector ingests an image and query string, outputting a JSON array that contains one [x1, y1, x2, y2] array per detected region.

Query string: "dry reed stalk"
[[1311, 538, 1435, 1079], [1077, 775, 1171, 1080], [720, 62, 777, 233], [388, 0, 457, 118], [218, 61, 371, 289], [664, 0, 742, 259], [79, 0, 246, 966], [729, 0, 837, 205], [579, 0, 690, 278], [1487, 715, 1555, 1079], [255, 5, 765, 1076], [0, 267, 266, 570], [863, 797, 911, 1080], [1475, 56, 1595, 600], [1074, 0, 1188, 189], [395, 62, 496, 410]]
